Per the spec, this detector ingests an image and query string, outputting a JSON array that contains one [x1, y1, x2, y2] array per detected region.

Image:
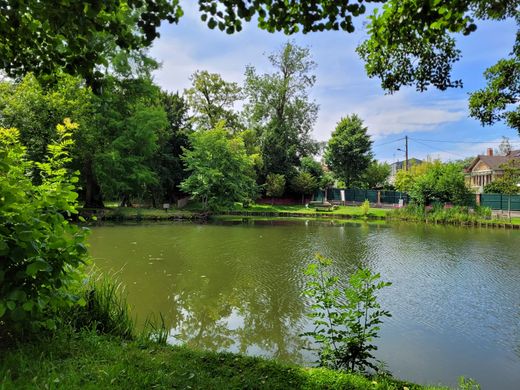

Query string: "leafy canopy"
[[324, 115, 373, 187], [180, 122, 258, 210], [244, 42, 319, 179], [0, 1, 183, 85], [357, 0, 518, 92]]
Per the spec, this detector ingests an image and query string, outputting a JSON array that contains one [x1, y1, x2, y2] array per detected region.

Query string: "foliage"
[[198, 1, 373, 35], [0, 1, 182, 86], [469, 53, 520, 134], [185, 70, 243, 132], [265, 173, 286, 199], [391, 204, 491, 225], [291, 172, 318, 203], [361, 200, 370, 218], [0, 120, 89, 331], [151, 91, 192, 203], [358, 161, 391, 189], [0, 73, 94, 166], [394, 161, 436, 193], [324, 115, 373, 187], [301, 157, 324, 181], [407, 162, 471, 206], [94, 103, 167, 205], [180, 123, 258, 210], [244, 42, 319, 180], [356, 0, 517, 92], [302, 254, 391, 372], [483, 159, 520, 195]]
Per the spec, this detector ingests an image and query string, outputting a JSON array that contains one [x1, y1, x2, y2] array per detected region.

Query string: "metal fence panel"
[[481, 194, 520, 211]]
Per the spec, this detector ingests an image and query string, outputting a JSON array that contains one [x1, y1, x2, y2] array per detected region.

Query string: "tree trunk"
[[120, 194, 132, 207], [83, 159, 104, 208]]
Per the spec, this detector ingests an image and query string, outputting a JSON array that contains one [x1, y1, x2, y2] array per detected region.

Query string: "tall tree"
[[151, 91, 192, 204], [185, 70, 243, 132], [180, 122, 258, 210], [244, 42, 319, 180], [324, 115, 373, 187]]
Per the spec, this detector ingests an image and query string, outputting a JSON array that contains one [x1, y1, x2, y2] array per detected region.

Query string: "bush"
[[302, 254, 391, 372], [0, 120, 89, 332], [361, 199, 370, 217]]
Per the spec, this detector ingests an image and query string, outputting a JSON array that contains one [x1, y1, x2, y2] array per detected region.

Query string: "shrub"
[[302, 254, 391, 372], [361, 199, 370, 217], [0, 120, 89, 332]]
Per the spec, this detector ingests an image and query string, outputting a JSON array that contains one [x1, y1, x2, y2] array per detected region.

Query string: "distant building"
[[465, 148, 520, 193], [388, 158, 423, 184]]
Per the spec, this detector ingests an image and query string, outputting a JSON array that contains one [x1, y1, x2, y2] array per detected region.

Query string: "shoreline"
[[79, 207, 520, 229]]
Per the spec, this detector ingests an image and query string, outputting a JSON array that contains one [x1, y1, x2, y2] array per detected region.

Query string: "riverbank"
[[82, 203, 520, 228], [0, 328, 447, 390]]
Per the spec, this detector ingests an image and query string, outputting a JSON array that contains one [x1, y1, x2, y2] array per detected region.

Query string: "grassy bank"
[[83, 203, 520, 227], [0, 329, 448, 390]]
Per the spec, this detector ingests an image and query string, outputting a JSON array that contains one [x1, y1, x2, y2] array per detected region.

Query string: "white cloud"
[[313, 92, 467, 141]]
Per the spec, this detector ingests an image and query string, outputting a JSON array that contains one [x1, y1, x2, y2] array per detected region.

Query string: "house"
[[465, 148, 520, 193], [388, 158, 423, 184]]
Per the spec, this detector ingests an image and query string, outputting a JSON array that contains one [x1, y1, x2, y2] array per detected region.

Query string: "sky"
[[149, 2, 519, 164]]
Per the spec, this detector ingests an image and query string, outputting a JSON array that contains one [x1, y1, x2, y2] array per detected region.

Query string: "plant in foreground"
[[302, 254, 391, 373]]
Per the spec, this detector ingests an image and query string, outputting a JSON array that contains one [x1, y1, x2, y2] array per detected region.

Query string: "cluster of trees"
[[394, 160, 471, 206], [0, 40, 389, 210]]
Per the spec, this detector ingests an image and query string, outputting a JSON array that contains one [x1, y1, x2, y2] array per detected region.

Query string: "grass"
[[0, 329, 449, 390]]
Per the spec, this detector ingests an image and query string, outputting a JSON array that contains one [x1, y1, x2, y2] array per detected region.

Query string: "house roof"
[[466, 150, 520, 172]]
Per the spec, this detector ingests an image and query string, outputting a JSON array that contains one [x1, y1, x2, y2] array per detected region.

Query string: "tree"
[[180, 122, 257, 210], [359, 160, 391, 189], [394, 160, 436, 193], [151, 91, 192, 204], [0, 120, 89, 331], [324, 115, 373, 188], [244, 42, 319, 180], [94, 104, 167, 206], [469, 54, 520, 134], [265, 174, 286, 204], [356, 0, 517, 93], [0, 1, 182, 86], [407, 162, 471, 206], [291, 171, 318, 204], [484, 159, 520, 194], [185, 70, 243, 132], [300, 156, 324, 182]]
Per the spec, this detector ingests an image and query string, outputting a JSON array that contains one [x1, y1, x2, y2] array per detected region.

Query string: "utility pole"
[[405, 135, 409, 171]]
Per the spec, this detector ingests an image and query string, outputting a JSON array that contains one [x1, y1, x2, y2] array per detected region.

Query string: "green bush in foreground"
[[0, 120, 89, 332], [303, 254, 391, 372]]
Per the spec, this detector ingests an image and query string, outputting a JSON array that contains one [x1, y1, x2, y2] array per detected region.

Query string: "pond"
[[89, 219, 520, 389]]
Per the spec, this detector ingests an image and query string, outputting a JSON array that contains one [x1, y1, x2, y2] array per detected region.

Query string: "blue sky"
[[150, 2, 519, 163]]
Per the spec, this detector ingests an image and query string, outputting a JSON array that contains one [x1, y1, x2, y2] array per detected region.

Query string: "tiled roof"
[[466, 150, 520, 172]]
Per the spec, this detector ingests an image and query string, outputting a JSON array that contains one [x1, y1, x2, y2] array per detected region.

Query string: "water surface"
[[89, 219, 520, 389]]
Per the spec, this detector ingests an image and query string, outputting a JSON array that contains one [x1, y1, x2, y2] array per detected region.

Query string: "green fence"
[[313, 188, 408, 204], [481, 194, 520, 211]]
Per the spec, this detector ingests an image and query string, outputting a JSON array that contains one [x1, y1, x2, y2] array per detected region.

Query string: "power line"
[[372, 137, 405, 149], [409, 138, 468, 158], [409, 137, 520, 145]]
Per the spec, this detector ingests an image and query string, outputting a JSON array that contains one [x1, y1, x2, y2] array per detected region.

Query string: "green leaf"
[[0, 302, 6, 318]]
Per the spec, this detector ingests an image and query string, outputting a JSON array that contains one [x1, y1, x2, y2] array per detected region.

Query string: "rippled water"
[[89, 219, 520, 389]]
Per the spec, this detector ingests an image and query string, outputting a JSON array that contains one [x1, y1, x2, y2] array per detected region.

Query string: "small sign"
[[163, 203, 170, 212]]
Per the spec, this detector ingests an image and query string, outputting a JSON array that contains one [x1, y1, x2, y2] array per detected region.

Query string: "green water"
[[89, 219, 520, 389]]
